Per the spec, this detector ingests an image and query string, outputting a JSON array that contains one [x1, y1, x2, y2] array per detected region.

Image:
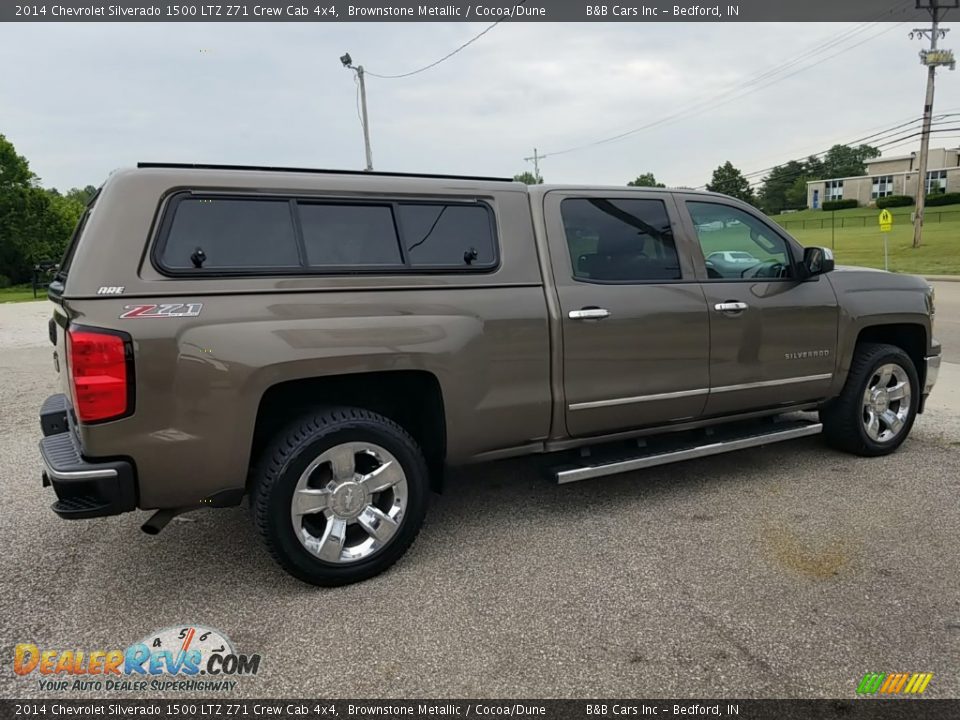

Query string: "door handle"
[[569, 308, 611, 320], [714, 301, 748, 312]]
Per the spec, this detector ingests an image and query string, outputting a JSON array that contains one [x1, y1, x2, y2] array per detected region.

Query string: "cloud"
[[0, 21, 955, 190]]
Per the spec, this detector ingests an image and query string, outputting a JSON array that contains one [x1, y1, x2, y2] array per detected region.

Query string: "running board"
[[553, 421, 822, 484]]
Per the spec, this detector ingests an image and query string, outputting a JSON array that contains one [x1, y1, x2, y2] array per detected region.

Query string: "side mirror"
[[803, 246, 834, 277]]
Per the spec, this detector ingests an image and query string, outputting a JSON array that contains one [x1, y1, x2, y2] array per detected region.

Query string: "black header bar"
[[3, 699, 960, 720], [0, 0, 941, 23]]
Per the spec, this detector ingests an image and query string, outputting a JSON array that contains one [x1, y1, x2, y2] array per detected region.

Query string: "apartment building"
[[806, 147, 960, 208]]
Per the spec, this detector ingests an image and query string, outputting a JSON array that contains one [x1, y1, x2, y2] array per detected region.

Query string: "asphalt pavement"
[[1, 299, 958, 700]]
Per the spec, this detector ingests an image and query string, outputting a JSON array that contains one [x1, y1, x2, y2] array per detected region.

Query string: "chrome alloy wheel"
[[862, 363, 912, 443], [290, 442, 408, 564]]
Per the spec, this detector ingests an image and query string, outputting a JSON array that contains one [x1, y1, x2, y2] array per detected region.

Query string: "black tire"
[[820, 342, 919, 457], [252, 406, 429, 586]]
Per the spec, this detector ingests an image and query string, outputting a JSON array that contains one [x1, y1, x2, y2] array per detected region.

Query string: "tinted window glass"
[[298, 203, 402, 267], [162, 198, 299, 269], [560, 198, 681, 282], [686, 202, 791, 280], [398, 204, 496, 267]]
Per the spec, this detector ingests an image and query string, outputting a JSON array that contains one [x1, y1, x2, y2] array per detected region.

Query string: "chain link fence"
[[776, 209, 960, 230]]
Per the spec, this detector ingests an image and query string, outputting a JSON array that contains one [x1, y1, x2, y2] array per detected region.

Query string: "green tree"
[[804, 154, 826, 180], [0, 134, 35, 189], [755, 144, 880, 213], [706, 161, 755, 205], [0, 134, 86, 284], [64, 185, 97, 206], [627, 172, 665, 188], [513, 171, 543, 185], [757, 160, 808, 215], [47, 191, 85, 236], [819, 144, 880, 179], [784, 176, 810, 211]]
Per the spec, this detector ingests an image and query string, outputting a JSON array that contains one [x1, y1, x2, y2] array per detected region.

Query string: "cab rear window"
[[154, 193, 498, 275]]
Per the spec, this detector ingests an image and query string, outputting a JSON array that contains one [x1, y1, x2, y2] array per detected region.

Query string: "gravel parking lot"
[[2, 293, 959, 700]]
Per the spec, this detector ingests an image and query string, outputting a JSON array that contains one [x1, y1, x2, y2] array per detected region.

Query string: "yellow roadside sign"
[[879, 209, 893, 233]]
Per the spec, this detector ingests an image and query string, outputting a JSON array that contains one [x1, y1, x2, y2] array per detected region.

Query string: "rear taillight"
[[67, 328, 132, 423]]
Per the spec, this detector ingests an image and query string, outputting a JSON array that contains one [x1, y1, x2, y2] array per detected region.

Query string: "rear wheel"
[[253, 407, 429, 586], [820, 343, 919, 456]]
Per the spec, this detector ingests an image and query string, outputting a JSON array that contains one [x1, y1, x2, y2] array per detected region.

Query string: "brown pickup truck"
[[39, 163, 940, 585]]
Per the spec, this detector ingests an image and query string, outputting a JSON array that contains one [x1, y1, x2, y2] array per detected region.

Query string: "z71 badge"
[[120, 303, 203, 319]]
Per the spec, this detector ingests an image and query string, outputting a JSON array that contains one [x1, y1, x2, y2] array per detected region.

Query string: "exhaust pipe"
[[141, 508, 183, 535], [140, 491, 244, 534]]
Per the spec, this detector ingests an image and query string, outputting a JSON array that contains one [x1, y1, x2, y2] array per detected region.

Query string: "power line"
[[880, 133, 960, 153], [730, 105, 960, 178], [729, 111, 927, 177], [536, 0, 911, 160], [741, 124, 960, 191], [363, 7, 523, 79], [687, 114, 960, 191], [580, 22, 904, 156], [738, 115, 960, 185], [741, 117, 928, 179], [874, 125, 960, 150]]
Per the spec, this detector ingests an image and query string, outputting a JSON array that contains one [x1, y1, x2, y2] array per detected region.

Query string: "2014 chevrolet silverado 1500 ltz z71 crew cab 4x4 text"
[[38, 163, 940, 585]]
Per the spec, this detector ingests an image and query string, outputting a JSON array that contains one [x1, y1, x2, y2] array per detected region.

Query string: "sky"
[[2, 20, 960, 191]]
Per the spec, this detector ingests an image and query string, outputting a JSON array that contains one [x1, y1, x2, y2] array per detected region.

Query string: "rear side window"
[[155, 194, 498, 274], [299, 203, 401, 267], [398, 204, 496, 267], [560, 197, 681, 282], [161, 198, 300, 269]]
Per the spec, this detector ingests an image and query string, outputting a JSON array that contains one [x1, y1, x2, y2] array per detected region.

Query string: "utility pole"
[[523, 147, 546, 183], [910, 1, 956, 248], [340, 52, 374, 171]]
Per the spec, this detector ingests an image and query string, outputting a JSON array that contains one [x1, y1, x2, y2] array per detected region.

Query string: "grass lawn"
[[0, 284, 44, 303], [787, 222, 960, 275], [768, 203, 960, 275]]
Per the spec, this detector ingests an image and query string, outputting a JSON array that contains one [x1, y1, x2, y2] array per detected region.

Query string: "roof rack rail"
[[136, 162, 515, 183]]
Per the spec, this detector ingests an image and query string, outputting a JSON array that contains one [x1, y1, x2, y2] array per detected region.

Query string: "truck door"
[[675, 196, 839, 416], [543, 190, 711, 438]]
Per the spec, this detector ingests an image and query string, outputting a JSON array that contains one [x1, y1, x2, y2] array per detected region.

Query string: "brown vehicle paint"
[[46, 166, 937, 511]]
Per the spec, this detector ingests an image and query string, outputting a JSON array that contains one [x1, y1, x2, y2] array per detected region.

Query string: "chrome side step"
[[554, 421, 822, 484]]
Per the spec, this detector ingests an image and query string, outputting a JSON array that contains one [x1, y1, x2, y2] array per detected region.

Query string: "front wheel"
[[252, 407, 429, 586], [820, 343, 919, 456]]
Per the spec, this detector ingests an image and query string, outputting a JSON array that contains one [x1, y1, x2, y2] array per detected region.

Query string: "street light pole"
[[340, 52, 374, 172], [356, 66, 374, 172]]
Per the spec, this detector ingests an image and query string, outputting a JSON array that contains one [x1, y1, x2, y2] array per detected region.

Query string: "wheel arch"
[[854, 323, 927, 392], [249, 370, 447, 492]]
